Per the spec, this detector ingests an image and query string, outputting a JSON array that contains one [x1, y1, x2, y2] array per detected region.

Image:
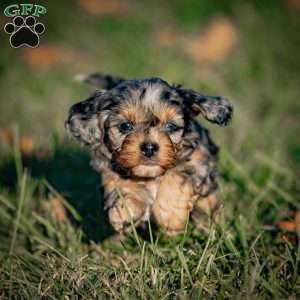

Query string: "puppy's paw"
[[108, 194, 147, 233], [153, 171, 194, 235], [192, 192, 223, 233]]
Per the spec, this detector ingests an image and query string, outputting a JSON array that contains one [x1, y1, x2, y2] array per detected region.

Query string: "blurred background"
[[0, 0, 299, 238]]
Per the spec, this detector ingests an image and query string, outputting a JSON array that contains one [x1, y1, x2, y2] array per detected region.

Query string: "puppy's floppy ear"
[[177, 87, 233, 126], [65, 91, 110, 147]]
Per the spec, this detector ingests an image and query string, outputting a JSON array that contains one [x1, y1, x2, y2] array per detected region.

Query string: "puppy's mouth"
[[132, 165, 165, 178]]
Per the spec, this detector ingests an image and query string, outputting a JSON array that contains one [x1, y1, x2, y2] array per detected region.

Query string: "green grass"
[[0, 1, 300, 299]]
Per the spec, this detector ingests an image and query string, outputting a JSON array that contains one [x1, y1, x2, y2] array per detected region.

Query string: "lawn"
[[0, 0, 300, 299]]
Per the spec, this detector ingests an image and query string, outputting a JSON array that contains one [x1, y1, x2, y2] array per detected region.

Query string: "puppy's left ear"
[[177, 87, 233, 126], [65, 91, 109, 147]]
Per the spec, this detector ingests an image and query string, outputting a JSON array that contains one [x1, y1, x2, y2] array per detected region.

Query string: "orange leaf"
[[22, 45, 93, 71], [0, 128, 13, 145], [20, 135, 35, 156], [49, 197, 67, 223], [22, 45, 61, 71], [284, 0, 300, 12], [277, 220, 296, 232], [184, 17, 238, 64], [77, 0, 129, 16]]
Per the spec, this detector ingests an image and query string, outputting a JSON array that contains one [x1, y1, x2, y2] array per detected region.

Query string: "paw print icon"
[[4, 16, 45, 48]]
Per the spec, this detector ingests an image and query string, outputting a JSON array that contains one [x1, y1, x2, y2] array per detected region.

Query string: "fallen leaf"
[[0, 128, 35, 155], [184, 17, 238, 64], [277, 209, 300, 233], [21, 45, 93, 71], [20, 135, 35, 156], [0, 128, 13, 145], [277, 220, 296, 231], [49, 197, 67, 223], [284, 0, 300, 12], [77, 0, 129, 16], [22, 46, 61, 71]]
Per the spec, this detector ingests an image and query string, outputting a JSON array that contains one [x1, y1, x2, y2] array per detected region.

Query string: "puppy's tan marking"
[[120, 101, 149, 124], [116, 131, 145, 169], [153, 104, 179, 124], [116, 127, 176, 177], [152, 170, 194, 235]]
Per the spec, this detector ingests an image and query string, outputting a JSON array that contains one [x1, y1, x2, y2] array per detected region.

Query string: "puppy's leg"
[[177, 148, 222, 229], [194, 192, 221, 214], [103, 176, 150, 233], [152, 171, 194, 235], [108, 192, 147, 233], [191, 192, 222, 233]]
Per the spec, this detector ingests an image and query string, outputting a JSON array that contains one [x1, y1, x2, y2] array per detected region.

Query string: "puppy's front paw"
[[153, 171, 194, 235], [108, 194, 147, 233]]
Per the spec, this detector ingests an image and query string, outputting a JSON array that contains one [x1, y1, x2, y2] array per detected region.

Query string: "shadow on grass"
[[0, 146, 114, 243]]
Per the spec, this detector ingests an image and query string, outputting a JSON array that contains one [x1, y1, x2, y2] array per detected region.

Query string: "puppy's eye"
[[119, 121, 134, 133], [165, 122, 178, 132]]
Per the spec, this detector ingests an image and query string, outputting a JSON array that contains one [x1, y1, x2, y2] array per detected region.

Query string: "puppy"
[[66, 73, 233, 235]]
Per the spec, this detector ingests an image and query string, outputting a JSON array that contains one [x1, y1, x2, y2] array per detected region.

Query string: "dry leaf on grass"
[[277, 209, 300, 232], [20, 135, 35, 156], [21, 45, 93, 71], [22, 46, 62, 71], [44, 197, 68, 223], [284, 0, 300, 12], [184, 17, 238, 64], [0, 128, 13, 145], [77, 0, 129, 16], [277, 220, 296, 232], [0, 128, 35, 155]]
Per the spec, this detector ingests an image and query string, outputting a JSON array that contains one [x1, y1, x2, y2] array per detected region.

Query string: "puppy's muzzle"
[[140, 142, 159, 158]]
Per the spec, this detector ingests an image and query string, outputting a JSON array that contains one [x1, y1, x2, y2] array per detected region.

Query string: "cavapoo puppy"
[[66, 73, 233, 235]]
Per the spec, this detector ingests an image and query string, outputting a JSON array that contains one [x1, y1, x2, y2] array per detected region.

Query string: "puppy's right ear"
[[65, 91, 109, 147]]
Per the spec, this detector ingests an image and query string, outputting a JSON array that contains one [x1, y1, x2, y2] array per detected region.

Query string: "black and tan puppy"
[[66, 73, 233, 235]]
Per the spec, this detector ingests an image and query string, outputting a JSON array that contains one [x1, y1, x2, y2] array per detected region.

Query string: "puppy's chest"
[[137, 179, 160, 204], [137, 170, 195, 204]]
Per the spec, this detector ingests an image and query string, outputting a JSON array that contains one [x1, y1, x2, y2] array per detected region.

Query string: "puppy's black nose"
[[140, 143, 159, 158]]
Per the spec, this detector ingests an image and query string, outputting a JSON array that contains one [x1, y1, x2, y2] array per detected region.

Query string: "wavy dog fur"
[[66, 73, 233, 234]]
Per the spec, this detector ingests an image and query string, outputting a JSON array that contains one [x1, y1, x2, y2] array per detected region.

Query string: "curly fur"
[[66, 73, 233, 234]]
